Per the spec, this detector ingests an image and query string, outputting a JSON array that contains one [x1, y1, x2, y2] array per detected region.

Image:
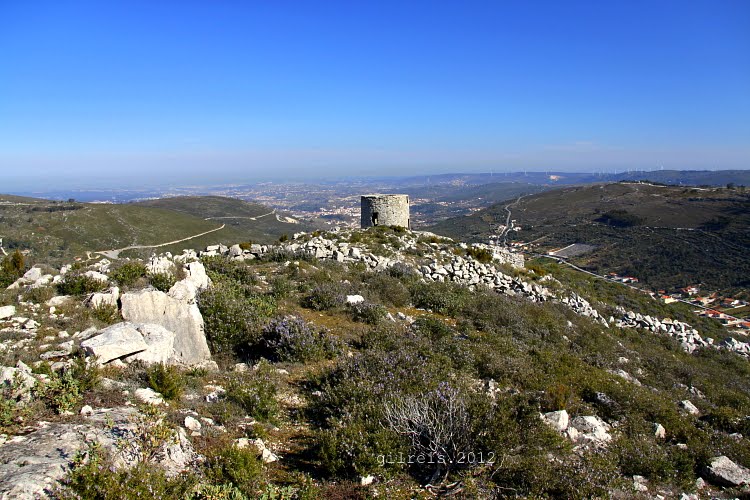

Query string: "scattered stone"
[[134, 388, 165, 406], [680, 400, 700, 416], [541, 410, 569, 432], [120, 289, 211, 366], [654, 423, 666, 439], [569, 416, 612, 445], [346, 294, 365, 304], [184, 416, 202, 432], [360, 475, 375, 486]]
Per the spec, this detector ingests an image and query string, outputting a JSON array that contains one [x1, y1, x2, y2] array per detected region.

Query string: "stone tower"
[[360, 194, 410, 229]]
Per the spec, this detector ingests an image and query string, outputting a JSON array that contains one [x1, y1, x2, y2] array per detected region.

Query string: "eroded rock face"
[[120, 289, 211, 365]]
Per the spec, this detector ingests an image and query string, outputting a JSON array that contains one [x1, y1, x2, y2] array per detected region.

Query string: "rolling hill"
[[0, 195, 306, 265], [431, 182, 750, 295]]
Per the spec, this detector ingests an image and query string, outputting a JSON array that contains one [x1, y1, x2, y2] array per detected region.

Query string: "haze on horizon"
[[1, 1, 749, 191]]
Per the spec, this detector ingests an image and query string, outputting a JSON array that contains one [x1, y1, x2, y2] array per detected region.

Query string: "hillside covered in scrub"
[[431, 182, 750, 297], [0, 194, 307, 266], [0, 226, 749, 498]]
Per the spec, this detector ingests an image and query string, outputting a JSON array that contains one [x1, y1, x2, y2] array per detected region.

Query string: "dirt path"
[[96, 224, 226, 259]]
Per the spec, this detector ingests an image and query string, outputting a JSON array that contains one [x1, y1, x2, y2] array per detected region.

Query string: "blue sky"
[[1, 0, 748, 189]]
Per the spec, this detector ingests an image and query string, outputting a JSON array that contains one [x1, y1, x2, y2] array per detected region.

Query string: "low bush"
[[146, 363, 184, 401], [37, 370, 83, 414], [301, 284, 345, 311], [364, 273, 411, 307], [148, 271, 177, 292], [262, 316, 341, 362], [203, 445, 264, 497], [466, 246, 493, 263], [347, 301, 387, 325], [226, 364, 280, 422], [198, 281, 277, 356], [22, 285, 55, 304], [57, 274, 108, 296], [110, 262, 147, 287], [57, 444, 194, 499], [409, 281, 469, 316], [90, 303, 120, 324]]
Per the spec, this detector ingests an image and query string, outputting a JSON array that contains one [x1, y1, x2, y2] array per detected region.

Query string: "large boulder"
[[81, 323, 149, 364], [702, 455, 750, 487], [120, 289, 211, 365]]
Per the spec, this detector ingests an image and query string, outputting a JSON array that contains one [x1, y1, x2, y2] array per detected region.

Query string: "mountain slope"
[[431, 183, 750, 294], [0, 195, 303, 264]]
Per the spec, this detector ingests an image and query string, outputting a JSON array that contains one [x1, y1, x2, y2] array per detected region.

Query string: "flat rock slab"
[[81, 323, 149, 364]]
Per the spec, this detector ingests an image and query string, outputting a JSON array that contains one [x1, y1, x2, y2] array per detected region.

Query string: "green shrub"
[[70, 353, 101, 392], [204, 445, 264, 497], [203, 256, 258, 285], [146, 363, 184, 401], [90, 303, 120, 324], [198, 281, 277, 355], [22, 285, 55, 304], [226, 365, 280, 422], [57, 444, 195, 499], [37, 370, 82, 414], [188, 483, 246, 500], [466, 246, 493, 263], [269, 276, 294, 299], [110, 262, 147, 287], [0, 250, 25, 288], [148, 271, 177, 292], [0, 372, 32, 433], [57, 274, 107, 296], [364, 273, 410, 307], [409, 281, 469, 316]]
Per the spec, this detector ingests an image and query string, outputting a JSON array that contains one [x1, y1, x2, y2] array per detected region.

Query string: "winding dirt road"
[[96, 224, 226, 259]]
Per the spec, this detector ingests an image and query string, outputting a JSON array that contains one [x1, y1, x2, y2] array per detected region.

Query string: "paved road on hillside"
[[95, 224, 226, 259]]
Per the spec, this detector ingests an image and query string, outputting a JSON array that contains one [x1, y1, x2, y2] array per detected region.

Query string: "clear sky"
[[1, 0, 749, 189]]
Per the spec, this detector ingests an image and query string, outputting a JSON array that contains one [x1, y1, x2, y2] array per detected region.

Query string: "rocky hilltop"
[[0, 226, 749, 498]]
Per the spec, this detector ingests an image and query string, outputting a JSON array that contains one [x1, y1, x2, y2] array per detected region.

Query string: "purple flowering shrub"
[[301, 283, 345, 311], [347, 301, 387, 325], [262, 316, 341, 362]]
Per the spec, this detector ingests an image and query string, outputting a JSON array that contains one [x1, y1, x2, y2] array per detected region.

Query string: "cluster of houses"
[[652, 285, 750, 331]]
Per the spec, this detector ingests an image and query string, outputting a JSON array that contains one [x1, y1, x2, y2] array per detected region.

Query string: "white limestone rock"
[[85, 287, 120, 309], [541, 410, 569, 432], [702, 455, 750, 487], [81, 323, 149, 364], [120, 289, 211, 366], [124, 324, 177, 365], [0, 305, 16, 320]]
